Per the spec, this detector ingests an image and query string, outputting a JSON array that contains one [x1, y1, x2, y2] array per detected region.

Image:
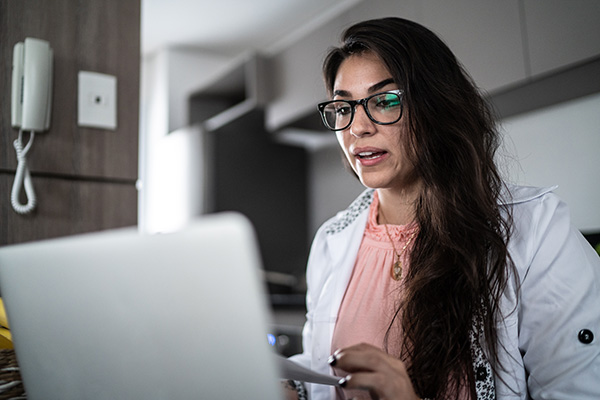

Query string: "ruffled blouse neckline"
[[366, 191, 419, 242]]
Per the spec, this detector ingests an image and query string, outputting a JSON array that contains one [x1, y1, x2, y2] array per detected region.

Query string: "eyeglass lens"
[[321, 92, 402, 130]]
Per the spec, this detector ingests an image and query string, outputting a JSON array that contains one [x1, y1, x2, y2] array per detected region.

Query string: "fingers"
[[330, 343, 404, 373], [329, 343, 419, 400], [338, 373, 383, 399], [338, 371, 418, 400], [338, 372, 381, 391]]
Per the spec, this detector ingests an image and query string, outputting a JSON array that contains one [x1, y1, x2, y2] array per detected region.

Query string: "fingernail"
[[338, 376, 348, 387], [327, 354, 337, 366]]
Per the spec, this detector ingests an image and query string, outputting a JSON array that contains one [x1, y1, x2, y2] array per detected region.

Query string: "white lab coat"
[[290, 184, 600, 399]]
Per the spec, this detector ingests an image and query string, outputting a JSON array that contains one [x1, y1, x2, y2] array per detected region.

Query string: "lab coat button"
[[475, 366, 487, 381], [578, 329, 594, 344]]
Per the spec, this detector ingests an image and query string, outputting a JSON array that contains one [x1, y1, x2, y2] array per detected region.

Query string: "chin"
[[357, 175, 390, 190]]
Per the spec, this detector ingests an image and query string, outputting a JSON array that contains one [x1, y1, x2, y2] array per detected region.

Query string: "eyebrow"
[[333, 78, 395, 98]]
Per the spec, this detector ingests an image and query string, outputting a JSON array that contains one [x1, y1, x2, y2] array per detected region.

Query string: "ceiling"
[[141, 0, 360, 56]]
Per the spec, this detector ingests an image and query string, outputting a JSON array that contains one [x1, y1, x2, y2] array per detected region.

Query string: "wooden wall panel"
[[0, 173, 137, 245], [0, 0, 139, 180], [0, 0, 140, 245]]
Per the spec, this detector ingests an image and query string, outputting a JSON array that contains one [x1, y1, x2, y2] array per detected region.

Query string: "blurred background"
[[2, 0, 600, 355], [138, 0, 600, 282]]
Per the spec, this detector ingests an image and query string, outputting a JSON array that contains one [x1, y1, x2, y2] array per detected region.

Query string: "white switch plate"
[[78, 71, 117, 130]]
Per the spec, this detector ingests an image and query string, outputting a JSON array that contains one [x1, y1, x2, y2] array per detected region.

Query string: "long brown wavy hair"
[[323, 17, 515, 399]]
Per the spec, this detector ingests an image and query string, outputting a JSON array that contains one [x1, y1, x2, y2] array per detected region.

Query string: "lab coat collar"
[[323, 184, 558, 265], [499, 183, 558, 206]]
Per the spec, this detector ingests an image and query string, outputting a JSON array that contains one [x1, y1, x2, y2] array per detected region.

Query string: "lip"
[[352, 146, 389, 167]]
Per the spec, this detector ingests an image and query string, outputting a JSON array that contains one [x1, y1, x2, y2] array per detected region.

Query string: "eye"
[[335, 104, 352, 116], [372, 94, 401, 111]]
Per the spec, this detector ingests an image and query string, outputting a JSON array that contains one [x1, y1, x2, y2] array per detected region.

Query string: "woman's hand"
[[280, 380, 299, 400], [280, 379, 308, 400], [329, 343, 420, 400]]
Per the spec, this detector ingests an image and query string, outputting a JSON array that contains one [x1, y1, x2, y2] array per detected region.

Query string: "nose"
[[349, 103, 375, 138]]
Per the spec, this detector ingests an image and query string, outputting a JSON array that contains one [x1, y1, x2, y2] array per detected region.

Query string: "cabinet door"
[[0, 173, 137, 245], [422, 0, 526, 92], [523, 0, 600, 77]]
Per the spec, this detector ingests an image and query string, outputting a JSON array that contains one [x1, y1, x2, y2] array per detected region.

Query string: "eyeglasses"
[[317, 90, 404, 131]]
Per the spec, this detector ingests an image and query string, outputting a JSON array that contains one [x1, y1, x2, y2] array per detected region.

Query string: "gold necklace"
[[379, 207, 417, 281]]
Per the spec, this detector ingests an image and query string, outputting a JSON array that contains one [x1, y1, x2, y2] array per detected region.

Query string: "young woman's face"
[[332, 52, 419, 193]]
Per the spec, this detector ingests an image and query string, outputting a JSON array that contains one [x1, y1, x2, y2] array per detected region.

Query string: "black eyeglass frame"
[[317, 89, 404, 131]]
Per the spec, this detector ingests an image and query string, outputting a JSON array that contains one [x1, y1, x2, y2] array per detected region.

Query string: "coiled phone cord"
[[11, 130, 37, 214]]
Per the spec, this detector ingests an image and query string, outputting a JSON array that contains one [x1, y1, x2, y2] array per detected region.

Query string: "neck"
[[377, 185, 420, 226]]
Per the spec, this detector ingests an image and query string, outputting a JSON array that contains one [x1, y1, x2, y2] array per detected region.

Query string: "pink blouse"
[[330, 192, 471, 400], [331, 191, 417, 400]]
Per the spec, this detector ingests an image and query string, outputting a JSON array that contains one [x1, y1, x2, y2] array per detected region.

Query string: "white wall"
[[500, 93, 600, 232], [138, 51, 169, 233], [139, 48, 234, 233]]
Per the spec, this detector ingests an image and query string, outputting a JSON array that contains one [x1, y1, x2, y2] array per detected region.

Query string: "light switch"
[[78, 71, 117, 130]]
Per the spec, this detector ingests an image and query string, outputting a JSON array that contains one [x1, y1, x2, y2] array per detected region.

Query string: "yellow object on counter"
[[0, 299, 12, 349], [0, 298, 9, 329], [0, 328, 12, 349]]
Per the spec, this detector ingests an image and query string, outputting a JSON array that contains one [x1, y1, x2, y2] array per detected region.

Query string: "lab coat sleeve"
[[288, 224, 330, 370], [515, 193, 600, 399]]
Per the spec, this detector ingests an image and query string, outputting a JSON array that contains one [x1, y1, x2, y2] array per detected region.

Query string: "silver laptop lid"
[[0, 212, 281, 400]]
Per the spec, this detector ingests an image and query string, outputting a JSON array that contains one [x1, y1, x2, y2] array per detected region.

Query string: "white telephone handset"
[[10, 38, 53, 215]]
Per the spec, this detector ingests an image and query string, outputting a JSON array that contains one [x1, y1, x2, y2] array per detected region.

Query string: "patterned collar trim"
[[324, 190, 374, 235]]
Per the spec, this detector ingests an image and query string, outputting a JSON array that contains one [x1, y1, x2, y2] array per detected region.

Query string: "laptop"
[[0, 212, 282, 400]]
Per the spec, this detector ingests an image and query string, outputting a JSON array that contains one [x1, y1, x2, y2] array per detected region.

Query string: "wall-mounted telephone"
[[10, 38, 53, 215]]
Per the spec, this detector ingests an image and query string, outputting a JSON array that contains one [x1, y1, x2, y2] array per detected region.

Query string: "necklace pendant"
[[392, 260, 402, 281]]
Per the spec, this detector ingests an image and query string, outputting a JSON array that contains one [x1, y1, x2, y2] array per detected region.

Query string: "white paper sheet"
[[275, 354, 340, 386]]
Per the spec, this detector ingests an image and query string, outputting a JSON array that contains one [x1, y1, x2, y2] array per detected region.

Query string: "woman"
[[287, 17, 600, 399]]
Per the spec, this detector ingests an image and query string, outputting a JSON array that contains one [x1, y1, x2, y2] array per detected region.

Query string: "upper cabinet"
[[264, 23, 337, 133], [189, 54, 271, 132], [523, 0, 600, 77], [190, 0, 600, 136], [421, 0, 527, 92]]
